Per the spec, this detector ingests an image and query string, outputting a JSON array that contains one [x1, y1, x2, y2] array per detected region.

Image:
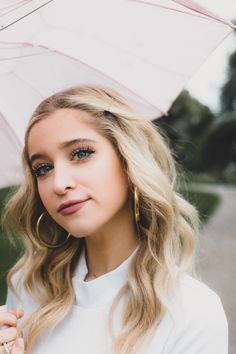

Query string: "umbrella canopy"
[[0, 0, 235, 188]]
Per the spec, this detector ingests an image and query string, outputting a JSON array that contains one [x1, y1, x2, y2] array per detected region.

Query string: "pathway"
[[189, 183, 236, 354]]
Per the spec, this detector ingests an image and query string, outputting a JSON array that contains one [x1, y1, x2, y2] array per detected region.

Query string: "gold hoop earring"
[[134, 186, 140, 224], [36, 212, 71, 248]]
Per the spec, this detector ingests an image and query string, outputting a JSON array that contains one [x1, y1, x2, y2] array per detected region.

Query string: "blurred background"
[[157, 10, 236, 351], [0, 0, 235, 353]]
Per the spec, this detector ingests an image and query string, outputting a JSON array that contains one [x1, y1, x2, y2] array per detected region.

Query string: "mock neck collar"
[[72, 245, 139, 308]]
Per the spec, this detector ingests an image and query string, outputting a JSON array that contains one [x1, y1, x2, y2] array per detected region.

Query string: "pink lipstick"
[[58, 199, 89, 216]]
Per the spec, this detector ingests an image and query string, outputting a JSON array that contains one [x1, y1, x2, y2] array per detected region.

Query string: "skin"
[[28, 108, 139, 280], [0, 310, 24, 354]]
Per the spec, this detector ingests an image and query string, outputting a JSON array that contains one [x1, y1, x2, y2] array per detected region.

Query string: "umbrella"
[[0, 0, 235, 188]]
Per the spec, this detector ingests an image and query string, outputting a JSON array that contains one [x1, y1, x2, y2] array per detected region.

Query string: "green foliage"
[[181, 188, 220, 224], [0, 187, 24, 305], [155, 90, 215, 172], [186, 172, 236, 186], [200, 114, 236, 176], [220, 51, 236, 114], [154, 46, 236, 181]]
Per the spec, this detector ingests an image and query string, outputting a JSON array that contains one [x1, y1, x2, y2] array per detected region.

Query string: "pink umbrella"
[[0, 0, 235, 188]]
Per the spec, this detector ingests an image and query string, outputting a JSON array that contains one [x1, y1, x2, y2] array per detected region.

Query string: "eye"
[[33, 164, 52, 178], [71, 146, 95, 161], [32, 146, 95, 178]]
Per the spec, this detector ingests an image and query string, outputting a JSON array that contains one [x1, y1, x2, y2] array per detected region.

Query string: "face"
[[28, 108, 131, 238]]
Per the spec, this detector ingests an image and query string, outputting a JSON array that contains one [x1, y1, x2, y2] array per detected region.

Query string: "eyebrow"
[[29, 138, 97, 165]]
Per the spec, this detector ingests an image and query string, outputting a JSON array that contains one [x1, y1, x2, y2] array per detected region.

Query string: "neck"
[[84, 209, 139, 279]]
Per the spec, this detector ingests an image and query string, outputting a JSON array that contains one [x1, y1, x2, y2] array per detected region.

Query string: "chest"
[[30, 304, 174, 354], [32, 306, 112, 354]]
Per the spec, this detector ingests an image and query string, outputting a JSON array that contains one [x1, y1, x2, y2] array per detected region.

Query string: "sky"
[[186, 0, 236, 114]]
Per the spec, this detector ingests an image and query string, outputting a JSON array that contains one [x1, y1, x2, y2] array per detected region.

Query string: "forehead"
[[28, 109, 102, 149]]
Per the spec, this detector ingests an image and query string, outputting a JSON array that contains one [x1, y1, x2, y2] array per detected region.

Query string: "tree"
[[200, 113, 236, 178], [154, 90, 215, 171], [220, 50, 236, 114]]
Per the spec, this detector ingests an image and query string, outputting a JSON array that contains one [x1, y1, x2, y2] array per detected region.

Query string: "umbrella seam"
[[0, 0, 30, 16], [41, 44, 167, 116], [130, 0, 236, 29], [0, 49, 52, 62], [0, 0, 53, 32], [0, 39, 189, 79], [4, 70, 46, 99], [0, 40, 167, 116], [0, 111, 22, 150]]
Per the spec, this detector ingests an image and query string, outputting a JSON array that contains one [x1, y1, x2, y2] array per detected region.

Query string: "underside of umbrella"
[[0, 0, 235, 187]]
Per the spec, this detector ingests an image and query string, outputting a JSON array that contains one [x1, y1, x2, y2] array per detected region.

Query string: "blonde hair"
[[3, 85, 200, 353]]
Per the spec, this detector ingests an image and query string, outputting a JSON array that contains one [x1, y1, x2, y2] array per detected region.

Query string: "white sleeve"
[[5, 270, 25, 311], [6, 286, 19, 311], [165, 293, 228, 354]]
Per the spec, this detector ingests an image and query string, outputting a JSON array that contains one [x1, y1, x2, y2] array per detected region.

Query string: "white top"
[[6, 246, 228, 354]]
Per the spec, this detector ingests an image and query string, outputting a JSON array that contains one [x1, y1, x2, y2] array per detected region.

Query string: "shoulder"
[[6, 268, 38, 317], [156, 273, 229, 354], [176, 273, 227, 326]]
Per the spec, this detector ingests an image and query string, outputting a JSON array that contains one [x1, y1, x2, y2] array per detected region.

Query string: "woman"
[[1, 85, 228, 354]]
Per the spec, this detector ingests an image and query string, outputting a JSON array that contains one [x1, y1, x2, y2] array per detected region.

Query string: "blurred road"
[[190, 183, 236, 354]]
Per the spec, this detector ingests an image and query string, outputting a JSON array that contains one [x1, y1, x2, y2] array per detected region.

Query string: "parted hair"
[[3, 85, 200, 353]]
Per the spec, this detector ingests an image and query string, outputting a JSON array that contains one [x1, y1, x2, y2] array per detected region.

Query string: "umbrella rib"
[[5, 15, 189, 79], [48, 46, 167, 116], [5, 70, 46, 98], [0, 0, 54, 32], [130, 0, 236, 29], [0, 44, 33, 50], [0, 40, 167, 115], [172, 0, 236, 28], [0, 49, 52, 62], [0, 0, 30, 16], [40, 23, 188, 78]]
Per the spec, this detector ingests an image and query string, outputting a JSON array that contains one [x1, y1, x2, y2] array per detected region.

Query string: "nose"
[[52, 163, 77, 195]]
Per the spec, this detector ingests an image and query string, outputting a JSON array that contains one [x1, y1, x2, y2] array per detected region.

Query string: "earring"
[[134, 186, 140, 224], [36, 212, 71, 248]]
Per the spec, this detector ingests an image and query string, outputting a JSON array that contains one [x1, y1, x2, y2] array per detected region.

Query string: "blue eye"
[[33, 164, 52, 178], [71, 147, 95, 161], [32, 146, 95, 178]]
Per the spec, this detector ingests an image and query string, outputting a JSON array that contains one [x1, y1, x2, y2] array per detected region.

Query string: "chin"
[[68, 225, 92, 238], [66, 217, 107, 238], [71, 232, 88, 239]]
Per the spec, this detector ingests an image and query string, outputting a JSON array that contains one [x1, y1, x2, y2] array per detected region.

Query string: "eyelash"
[[32, 146, 95, 178]]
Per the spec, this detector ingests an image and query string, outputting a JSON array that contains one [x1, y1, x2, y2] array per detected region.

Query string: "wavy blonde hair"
[[3, 85, 200, 353]]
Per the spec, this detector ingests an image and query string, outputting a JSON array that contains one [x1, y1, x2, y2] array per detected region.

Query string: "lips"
[[58, 199, 89, 212], [59, 200, 89, 216]]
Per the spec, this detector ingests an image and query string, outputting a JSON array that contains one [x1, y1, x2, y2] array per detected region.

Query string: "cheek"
[[37, 183, 51, 209], [90, 152, 129, 204]]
